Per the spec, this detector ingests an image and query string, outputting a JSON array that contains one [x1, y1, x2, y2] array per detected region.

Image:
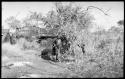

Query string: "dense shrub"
[[66, 26, 123, 77]]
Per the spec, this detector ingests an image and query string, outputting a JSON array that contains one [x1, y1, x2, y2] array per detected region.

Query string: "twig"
[[84, 6, 110, 16]]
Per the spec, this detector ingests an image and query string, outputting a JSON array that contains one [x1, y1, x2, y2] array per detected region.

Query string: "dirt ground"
[[2, 43, 78, 78]]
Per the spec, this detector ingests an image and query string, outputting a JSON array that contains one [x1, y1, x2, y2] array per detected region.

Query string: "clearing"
[[2, 43, 78, 78]]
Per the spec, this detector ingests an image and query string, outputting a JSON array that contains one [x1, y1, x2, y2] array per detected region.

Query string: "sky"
[[2, 2, 124, 30]]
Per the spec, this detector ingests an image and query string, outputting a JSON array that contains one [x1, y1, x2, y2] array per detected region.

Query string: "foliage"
[[5, 16, 21, 30], [39, 3, 95, 62], [117, 20, 124, 26], [23, 11, 43, 27], [3, 2, 123, 78], [42, 2, 94, 38], [66, 25, 123, 78]]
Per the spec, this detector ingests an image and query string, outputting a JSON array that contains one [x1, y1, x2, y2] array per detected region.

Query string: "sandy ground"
[[2, 43, 77, 78]]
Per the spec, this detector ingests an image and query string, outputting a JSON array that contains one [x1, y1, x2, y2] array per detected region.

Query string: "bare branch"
[[86, 6, 110, 16], [106, 8, 111, 13]]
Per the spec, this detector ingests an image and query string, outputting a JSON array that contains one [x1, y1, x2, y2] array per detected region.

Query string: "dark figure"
[[52, 44, 57, 56], [40, 38, 61, 62], [52, 43, 58, 61], [2, 32, 11, 43], [41, 36, 69, 62], [41, 49, 56, 61], [52, 38, 62, 61], [78, 44, 85, 54], [81, 44, 85, 54], [60, 35, 70, 54], [10, 34, 17, 45]]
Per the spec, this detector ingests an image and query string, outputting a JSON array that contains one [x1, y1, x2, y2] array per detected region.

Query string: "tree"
[[42, 2, 95, 41], [40, 2, 96, 61], [54, 2, 95, 43], [5, 16, 21, 31], [23, 11, 43, 27]]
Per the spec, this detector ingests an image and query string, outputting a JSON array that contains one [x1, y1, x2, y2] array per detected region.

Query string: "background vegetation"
[[2, 2, 124, 78]]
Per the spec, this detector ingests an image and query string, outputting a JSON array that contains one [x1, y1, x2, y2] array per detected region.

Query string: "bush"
[[66, 27, 123, 77], [3, 2, 123, 78]]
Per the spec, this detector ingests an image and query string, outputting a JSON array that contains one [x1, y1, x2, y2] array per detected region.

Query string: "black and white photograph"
[[2, 2, 124, 78]]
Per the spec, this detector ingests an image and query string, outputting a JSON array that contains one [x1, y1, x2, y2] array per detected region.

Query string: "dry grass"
[[2, 28, 123, 78], [65, 29, 124, 78]]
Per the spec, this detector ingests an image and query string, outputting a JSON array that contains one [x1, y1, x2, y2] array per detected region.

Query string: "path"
[[2, 43, 78, 78]]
